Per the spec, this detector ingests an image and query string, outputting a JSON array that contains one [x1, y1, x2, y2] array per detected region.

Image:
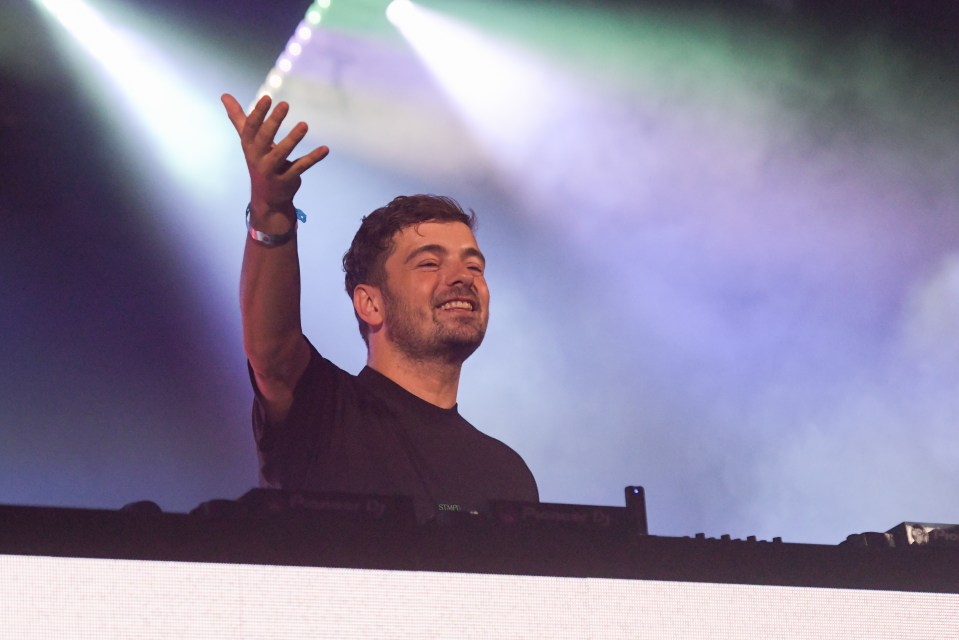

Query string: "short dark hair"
[[342, 194, 477, 346]]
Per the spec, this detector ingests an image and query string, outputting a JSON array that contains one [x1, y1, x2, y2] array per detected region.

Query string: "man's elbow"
[[245, 333, 307, 386]]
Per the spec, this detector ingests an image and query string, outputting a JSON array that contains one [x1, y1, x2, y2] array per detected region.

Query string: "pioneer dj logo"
[[519, 506, 612, 526], [929, 528, 959, 545]]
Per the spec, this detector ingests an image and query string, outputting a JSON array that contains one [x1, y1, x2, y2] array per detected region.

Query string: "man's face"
[[379, 221, 490, 363]]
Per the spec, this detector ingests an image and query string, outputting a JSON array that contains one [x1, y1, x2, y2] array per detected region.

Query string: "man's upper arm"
[[249, 333, 312, 424]]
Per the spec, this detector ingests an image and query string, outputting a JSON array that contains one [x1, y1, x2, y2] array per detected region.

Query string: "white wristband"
[[245, 204, 306, 247]]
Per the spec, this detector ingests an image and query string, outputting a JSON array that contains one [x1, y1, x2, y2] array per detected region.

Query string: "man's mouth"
[[437, 299, 475, 311]]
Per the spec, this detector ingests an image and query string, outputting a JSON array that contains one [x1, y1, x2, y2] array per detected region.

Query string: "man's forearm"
[[240, 207, 306, 383]]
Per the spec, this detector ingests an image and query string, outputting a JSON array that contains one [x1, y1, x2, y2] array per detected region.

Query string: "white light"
[[386, 0, 413, 24], [306, 8, 321, 25], [287, 41, 302, 56], [37, 0, 136, 69], [391, 3, 557, 143], [297, 25, 312, 41], [32, 0, 224, 184], [267, 72, 283, 89], [277, 57, 292, 72], [317, 0, 331, 8], [33, 0, 277, 325]]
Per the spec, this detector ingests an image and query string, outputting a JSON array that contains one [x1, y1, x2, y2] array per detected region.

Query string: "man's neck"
[[367, 350, 463, 409]]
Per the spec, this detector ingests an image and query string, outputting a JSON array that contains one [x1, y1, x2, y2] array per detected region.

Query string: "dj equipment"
[[1, 487, 956, 591], [3, 487, 958, 637]]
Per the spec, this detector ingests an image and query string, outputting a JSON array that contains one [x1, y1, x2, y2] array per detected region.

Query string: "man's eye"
[[419, 261, 439, 268], [468, 265, 484, 274]]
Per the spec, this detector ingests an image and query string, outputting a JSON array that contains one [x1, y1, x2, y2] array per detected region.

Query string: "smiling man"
[[223, 94, 538, 521]]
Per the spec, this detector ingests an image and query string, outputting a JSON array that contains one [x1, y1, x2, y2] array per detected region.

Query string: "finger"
[[256, 101, 290, 150], [220, 93, 247, 134], [269, 120, 309, 166], [266, 123, 329, 175], [241, 95, 273, 145], [290, 145, 331, 175]]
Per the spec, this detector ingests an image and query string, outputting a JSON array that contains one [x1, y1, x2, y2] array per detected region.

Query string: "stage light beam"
[[386, 1, 569, 151], [386, 0, 413, 25], [32, 0, 223, 187]]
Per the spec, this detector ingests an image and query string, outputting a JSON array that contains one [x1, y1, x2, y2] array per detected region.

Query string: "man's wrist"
[[248, 200, 295, 228], [246, 203, 306, 247]]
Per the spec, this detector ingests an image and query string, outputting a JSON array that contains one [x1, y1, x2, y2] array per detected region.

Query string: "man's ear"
[[353, 284, 384, 330]]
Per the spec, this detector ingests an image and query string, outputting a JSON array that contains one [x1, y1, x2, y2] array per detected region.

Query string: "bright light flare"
[[385, 0, 413, 25], [387, 1, 562, 145], [36, 0, 114, 64], [32, 0, 256, 298], [297, 25, 313, 41], [32, 0, 222, 185]]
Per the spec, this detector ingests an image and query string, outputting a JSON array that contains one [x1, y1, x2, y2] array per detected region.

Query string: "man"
[[222, 94, 538, 521]]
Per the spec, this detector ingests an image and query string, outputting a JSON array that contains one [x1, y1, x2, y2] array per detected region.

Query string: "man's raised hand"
[[222, 93, 329, 219]]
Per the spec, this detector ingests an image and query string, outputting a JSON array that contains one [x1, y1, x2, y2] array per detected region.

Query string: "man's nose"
[[445, 261, 475, 287]]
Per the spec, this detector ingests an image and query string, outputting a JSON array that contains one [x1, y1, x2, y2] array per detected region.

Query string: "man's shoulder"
[[297, 338, 363, 389]]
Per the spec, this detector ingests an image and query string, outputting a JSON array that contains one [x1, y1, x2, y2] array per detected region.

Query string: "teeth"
[[440, 300, 473, 311]]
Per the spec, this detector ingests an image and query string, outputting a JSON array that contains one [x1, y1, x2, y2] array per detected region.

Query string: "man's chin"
[[438, 332, 485, 362]]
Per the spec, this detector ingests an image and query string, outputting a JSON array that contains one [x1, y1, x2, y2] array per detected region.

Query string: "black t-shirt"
[[252, 339, 539, 521]]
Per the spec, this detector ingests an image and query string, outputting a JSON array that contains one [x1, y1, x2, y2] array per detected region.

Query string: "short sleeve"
[[249, 338, 346, 489]]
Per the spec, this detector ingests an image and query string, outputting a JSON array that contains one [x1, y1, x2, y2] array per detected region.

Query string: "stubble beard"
[[381, 284, 487, 365]]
